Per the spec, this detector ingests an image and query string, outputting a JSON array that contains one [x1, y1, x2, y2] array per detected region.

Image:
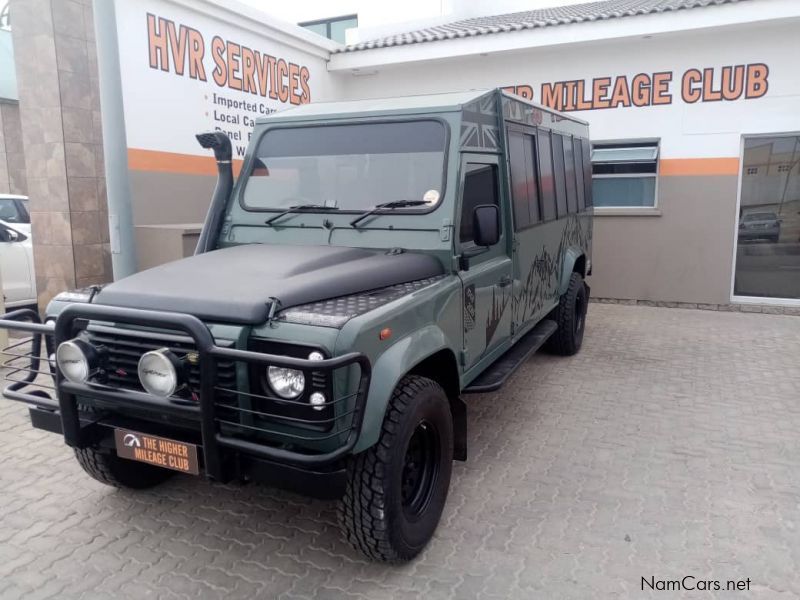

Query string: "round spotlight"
[[308, 351, 324, 361], [309, 392, 326, 411], [267, 366, 305, 399], [55, 339, 96, 383], [138, 349, 180, 398]]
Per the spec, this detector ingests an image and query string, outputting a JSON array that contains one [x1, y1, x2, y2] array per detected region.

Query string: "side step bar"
[[463, 319, 558, 394]]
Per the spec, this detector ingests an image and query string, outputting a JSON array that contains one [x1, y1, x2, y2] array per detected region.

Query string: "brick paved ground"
[[1, 304, 799, 599]]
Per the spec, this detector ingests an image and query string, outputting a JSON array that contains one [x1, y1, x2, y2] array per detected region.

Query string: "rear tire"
[[74, 446, 174, 489], [546, 271, 588, 356], [337, 375, 453, 562]]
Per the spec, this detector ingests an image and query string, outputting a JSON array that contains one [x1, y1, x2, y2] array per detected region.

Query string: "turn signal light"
[[379, 328, 392, 341]]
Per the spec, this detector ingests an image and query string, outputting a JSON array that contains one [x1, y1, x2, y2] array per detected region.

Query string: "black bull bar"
[[0, 304, 371, 481]]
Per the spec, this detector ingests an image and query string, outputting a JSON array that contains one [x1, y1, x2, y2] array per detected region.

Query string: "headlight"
[[138, 349, 180, 398], [56, 339, 96, 383], [267, 366, 305, 399]]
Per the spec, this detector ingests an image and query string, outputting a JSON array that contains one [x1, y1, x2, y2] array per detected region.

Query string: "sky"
[[235, 0, 592, 34], [236, 0, 364, 25]]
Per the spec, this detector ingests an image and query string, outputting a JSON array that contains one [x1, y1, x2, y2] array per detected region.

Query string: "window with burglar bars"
[[591, 141, 659, 207]]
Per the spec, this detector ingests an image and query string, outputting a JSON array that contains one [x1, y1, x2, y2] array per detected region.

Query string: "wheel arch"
[[407, 348, 467, 461], [354, 326, 466, 459], [559, 247, 587, 296]]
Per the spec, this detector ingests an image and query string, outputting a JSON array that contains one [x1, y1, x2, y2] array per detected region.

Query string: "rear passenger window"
[[581, 140, 593, 207], [525, 135, 541, 225], [508, 131, 529, 229], [574, 138, 586, 211], [460, 163, 499, 244], [508, 130, 541, 230], [537, 132, 557, 222], [563, 136, 578, 214], [552, 134, 568, 218]]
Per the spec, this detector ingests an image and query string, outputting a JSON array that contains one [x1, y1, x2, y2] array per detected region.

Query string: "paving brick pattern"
[[1, 304, 799, 599]]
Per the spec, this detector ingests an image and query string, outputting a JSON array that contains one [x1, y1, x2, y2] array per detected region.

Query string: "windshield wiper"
[[265, 204, 339, 226], [350, 200, 430, 228]]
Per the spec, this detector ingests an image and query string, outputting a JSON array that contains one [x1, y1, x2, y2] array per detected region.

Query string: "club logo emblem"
[[123, 433, 142, 448]]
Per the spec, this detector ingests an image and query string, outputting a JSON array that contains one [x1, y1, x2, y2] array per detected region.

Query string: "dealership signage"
[[146, 14, 312, 107], [114, 0, 329, 165], [505, 63, 769, 112]]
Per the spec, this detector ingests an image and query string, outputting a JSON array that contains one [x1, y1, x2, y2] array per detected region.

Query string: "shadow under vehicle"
[[0, 89, 593, 562]]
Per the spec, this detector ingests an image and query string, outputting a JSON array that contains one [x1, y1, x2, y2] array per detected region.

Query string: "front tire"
[[74, 446, 174, 489], [546, 271, 588, 356], [338, 375, 454, 562]]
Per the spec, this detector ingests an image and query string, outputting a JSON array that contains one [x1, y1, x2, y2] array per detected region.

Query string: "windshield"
[[242, 120, 447, 211], [0, 198, 29, 224]]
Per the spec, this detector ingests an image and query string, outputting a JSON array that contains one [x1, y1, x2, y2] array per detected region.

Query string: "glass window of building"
[[299, 15, 358, 44], [734, 135, 800, 300], [591, 141, 659, 207]]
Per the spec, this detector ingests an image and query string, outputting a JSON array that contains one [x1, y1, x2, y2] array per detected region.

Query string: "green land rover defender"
[[1, 89, 592, 562]]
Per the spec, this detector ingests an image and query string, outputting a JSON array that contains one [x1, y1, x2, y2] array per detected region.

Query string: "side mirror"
[[473, 204, 500, 247], [5, 229, 19, 242]]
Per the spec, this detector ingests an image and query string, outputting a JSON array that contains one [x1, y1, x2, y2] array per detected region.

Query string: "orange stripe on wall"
[[128, 148, 739, 179], [128, 149, 244, 176], [659, 157, 740, 177]]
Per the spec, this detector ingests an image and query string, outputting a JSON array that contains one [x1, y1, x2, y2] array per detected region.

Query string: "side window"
[[18, 200, 30, 224], [591, 141, 659, 207], [460, 163, 499, 244], [582, 140, 593, 207], [574, 138, 586, 211], [538, 131, 557, 222], [563, 136, 578, 214], [0, 199, 22, 223], [508, 130, 541, 231], [525, 135, 541, 225], [552, 134, 568, 218], [508, 131, 530, 230]]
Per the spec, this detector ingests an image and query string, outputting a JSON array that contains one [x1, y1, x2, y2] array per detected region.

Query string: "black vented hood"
[[94, 244, 443, 325]]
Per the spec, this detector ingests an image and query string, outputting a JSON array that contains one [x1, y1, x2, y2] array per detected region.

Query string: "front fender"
[[353, 325, 453, 453]]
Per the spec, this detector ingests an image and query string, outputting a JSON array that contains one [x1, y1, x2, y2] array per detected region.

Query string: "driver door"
[[457, 155, 513, 376]]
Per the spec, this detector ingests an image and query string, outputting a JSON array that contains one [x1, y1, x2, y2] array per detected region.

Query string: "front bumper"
[[0, 304, 371, 494]]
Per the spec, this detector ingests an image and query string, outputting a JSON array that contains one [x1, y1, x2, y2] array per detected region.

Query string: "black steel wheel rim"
[[401, 420, 440, 519]]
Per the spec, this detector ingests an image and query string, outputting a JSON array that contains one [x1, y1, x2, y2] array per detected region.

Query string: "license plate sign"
[[114, 428, 199, 475]]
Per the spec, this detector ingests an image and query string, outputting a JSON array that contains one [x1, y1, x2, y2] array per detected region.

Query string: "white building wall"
[[335, 18, 800, 304]]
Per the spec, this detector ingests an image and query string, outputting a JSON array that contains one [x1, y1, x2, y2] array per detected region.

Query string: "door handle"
[[498, 275, 512, 288]]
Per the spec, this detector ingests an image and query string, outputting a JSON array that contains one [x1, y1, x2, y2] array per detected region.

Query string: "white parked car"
[[0, 194, 36, 309]]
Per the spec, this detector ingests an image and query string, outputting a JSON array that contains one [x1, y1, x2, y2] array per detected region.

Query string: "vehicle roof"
[[0, 194, 27, 200], [257, 89, 587, 126]]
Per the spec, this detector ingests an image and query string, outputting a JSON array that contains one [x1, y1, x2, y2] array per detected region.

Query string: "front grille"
[[86, 325, 236, 397]]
